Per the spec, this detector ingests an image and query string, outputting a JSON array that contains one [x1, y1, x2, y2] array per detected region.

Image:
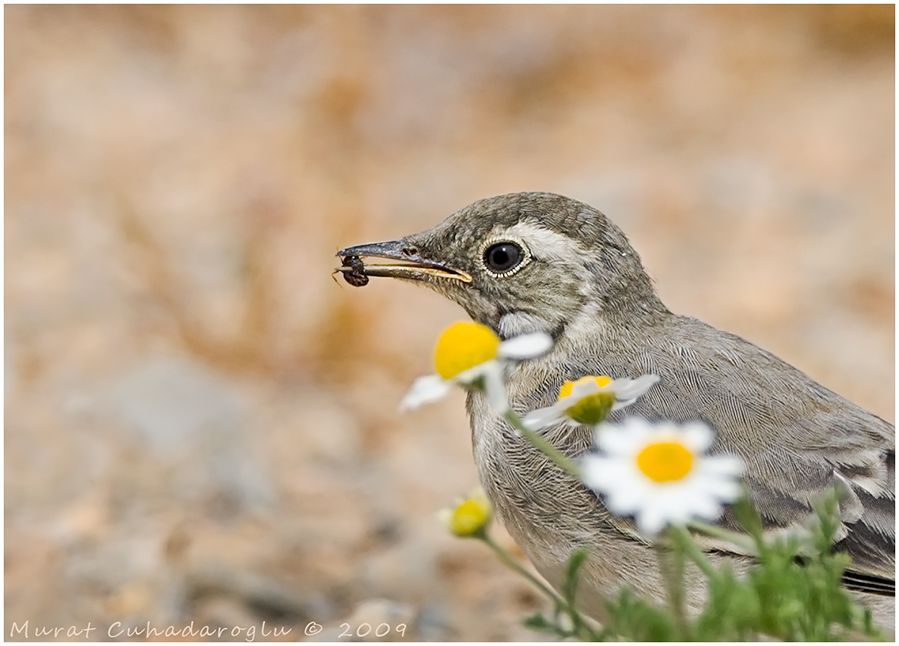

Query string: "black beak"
[[335, 239, 472, 284]]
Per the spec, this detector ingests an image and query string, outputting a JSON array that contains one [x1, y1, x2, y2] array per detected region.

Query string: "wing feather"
[[576, 315, 894, 581]]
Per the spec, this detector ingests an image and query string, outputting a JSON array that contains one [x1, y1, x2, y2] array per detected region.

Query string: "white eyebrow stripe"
[[500, 221, 584, 260]]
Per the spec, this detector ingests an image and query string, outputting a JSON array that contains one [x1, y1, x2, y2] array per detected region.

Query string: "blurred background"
[[5, 5, 894, 641]]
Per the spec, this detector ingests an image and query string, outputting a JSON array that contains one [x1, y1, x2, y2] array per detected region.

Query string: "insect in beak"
[[335, 240, 472, 286]]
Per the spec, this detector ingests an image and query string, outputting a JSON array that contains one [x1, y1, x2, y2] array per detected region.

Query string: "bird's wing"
[[591, 317, 894, 583]]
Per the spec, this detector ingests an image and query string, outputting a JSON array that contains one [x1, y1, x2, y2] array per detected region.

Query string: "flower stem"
[[657, 537, 690, 639], [502, 410, 582, 479], [686, 520, 757, 555], [669, 525, 719, 581], [481, 535, 565, 607], [483, 535, 598, 641]]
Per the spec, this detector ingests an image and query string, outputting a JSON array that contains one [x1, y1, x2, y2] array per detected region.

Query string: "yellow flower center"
[[636, 441, 695, 483], [559, 375, 613, 399], [434, 322, 501, 380], [448, 497, 492, 537]]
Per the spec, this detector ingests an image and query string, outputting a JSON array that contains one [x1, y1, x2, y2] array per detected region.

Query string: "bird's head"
[[337, 192, 667, 339]]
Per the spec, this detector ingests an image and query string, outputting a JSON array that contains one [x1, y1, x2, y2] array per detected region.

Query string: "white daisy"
[[523, 374, 659, 429], [400, 321, 552, 413], [580, 418, 744, 536]]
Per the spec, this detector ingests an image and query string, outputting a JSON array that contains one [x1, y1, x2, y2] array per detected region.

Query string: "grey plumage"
[[337, 191, 895, 625]]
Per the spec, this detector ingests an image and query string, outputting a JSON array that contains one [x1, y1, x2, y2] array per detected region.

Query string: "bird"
[[336, 191, 895, 627]]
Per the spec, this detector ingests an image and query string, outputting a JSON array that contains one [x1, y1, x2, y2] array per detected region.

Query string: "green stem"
[[502, 410, 582, 479], [687, 520, 757, 555], [482, 535, 565, 608], [669, 525, 719, 581], [498, 412, 600, 640], [484, 534, 599, 641], [657, 537, 689, 638]]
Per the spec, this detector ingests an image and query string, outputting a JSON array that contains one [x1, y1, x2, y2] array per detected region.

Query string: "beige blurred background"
[[5, 5, 894, 641]]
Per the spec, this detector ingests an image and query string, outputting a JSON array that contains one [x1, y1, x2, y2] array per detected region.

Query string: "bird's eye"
[[483, 241, 525, 275]]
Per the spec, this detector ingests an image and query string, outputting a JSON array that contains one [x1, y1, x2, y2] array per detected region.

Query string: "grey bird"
[[336, 192, 895, 625]]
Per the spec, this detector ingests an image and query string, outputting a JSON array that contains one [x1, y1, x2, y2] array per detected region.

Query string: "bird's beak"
[[335, 239, 472, 283]]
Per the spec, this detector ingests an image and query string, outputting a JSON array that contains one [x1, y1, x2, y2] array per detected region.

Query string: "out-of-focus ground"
[[5, 5, 894, 641]]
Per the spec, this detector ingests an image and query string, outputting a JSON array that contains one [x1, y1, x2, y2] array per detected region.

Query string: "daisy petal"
[[689, 494, 725, 521], [681, 422, 714, 452], [497, 332, 553, 360], [569, 379, 601, 399], [604, 480, 653, 514], [621, 417, 654, 441], [522, 404, 566, 431], [610, 374, 660, 401], [636, 504, 670, 535], [701, 476, 742, 503], [436, 508, 453, 528], [482, 364, 510, 414], [455, 362, 489, 386], [611, 397, 637, 412], [701, 455, 745, 477], [580, 456, 628, 491], [400, 375, 452, 410], [594, 421, 650, 456]]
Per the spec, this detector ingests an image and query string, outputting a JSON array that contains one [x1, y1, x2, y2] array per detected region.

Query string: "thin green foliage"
[[489, 490, 883, 641]]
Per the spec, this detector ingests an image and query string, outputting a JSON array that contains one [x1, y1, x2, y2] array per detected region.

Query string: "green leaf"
[[522, 612, 572, 638], [563, 548, 589, 605]]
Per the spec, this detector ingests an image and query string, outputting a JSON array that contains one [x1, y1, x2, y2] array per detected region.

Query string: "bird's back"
[[566, 314, 895, 574]]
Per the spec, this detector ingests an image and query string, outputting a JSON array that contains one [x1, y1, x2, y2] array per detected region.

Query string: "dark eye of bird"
[[484, 241, 523, 274]]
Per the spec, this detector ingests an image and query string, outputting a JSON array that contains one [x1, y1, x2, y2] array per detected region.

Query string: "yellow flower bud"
[[443, 492, 492, 538]]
